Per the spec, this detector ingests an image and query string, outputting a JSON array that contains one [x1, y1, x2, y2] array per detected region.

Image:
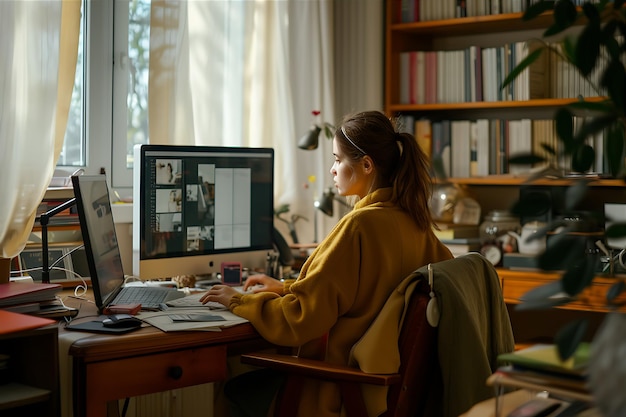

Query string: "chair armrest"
[[241, 352, 401, 386]]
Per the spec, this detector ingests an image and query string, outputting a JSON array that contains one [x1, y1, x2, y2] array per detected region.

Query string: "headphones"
[[426, 263, 440, 327]]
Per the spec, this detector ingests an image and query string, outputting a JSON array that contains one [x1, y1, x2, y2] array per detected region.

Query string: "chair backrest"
[[384, 278, 441, 417]]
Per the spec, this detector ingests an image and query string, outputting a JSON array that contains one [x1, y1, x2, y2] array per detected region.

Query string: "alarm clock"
[[480, 242, 503, 266]]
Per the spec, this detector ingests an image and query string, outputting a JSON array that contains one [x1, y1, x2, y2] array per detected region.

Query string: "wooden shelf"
[[0, 326, 59, 416], [0, 383, 51, 410], [498, 268, 626, 313], [440, 176, 626, 187], [389, 12, 561, 36]]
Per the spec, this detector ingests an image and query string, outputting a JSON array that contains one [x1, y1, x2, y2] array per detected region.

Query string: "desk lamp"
[[315, 187, 351, 218], [297, 111, 335, 150], [37, 198, 76, 283]]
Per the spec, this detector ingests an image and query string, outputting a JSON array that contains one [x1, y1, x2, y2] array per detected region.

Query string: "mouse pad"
[[66, 320, 141, 334]]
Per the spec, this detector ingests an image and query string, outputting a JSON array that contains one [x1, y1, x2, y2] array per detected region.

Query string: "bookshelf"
[[385, 0, 626, 344], [0, 326, 60, 416]]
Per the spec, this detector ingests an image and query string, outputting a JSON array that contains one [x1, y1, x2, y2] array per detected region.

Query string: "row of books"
[[491, 344, 594, 405], [396, 0, 596, 23], [399, 41, 607, 106], [402, 116, 608, 178], [0, 281, 77, 319], [433, 223, 481, 257]]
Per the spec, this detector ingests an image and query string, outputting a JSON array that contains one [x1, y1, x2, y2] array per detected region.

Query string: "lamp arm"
[[37, 198, 76, 283]]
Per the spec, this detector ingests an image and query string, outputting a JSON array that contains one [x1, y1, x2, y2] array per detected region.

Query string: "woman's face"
[[330, 137, 369, 198]]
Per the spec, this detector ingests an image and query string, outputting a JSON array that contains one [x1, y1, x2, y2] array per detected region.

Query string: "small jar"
[[479, 211, 521, 265]]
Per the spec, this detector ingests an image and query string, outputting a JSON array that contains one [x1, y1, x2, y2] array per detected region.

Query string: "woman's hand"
[[243, 274, 284, 294], [199, 285, 240, 307]]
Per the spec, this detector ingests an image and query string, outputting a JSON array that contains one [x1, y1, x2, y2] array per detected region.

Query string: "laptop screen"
[[71, 175, 125, 308]]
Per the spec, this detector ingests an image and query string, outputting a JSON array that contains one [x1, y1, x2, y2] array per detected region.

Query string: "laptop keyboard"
[[113, 286, 176, 310]]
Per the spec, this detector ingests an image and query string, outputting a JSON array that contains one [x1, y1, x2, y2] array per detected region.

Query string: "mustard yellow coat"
[[228, 187, 453, 417]]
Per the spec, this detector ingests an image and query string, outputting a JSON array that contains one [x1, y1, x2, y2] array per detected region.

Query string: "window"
[[112, 0, 151, 188], [56, 0, 86, 167]]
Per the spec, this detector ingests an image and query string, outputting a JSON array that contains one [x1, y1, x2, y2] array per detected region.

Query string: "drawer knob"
[[168, 366, 183, 380]]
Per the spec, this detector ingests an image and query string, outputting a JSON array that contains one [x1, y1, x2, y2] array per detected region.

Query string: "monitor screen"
[[132, 144, 275, 280]]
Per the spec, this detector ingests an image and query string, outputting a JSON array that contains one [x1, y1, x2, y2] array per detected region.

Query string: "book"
[[415, 118, 432, 158], [0, 310, 56, 334], [440, 238, 481, 257], [0, 282, 62, 307], [497, 343, 590, 377], [433, 223, 479, 240]]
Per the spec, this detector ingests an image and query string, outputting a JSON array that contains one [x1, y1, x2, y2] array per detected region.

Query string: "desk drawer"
[[85, 345, 227, 401]]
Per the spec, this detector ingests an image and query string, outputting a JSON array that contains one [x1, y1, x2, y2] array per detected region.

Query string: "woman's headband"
[[341, 126, 367, 155]]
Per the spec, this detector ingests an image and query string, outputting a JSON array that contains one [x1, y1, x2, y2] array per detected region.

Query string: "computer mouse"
[[102, 314, 142, 329]]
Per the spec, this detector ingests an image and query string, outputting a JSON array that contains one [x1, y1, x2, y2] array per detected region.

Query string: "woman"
[[202, 110, 453, 417]]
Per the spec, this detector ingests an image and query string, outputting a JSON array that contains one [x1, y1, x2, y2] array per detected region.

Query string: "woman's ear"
[[361, 155, 374, 174]]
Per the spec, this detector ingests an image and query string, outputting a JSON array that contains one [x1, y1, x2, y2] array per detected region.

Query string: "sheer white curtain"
[[149, 0, 335, 243], [0, 1, 80, 280]]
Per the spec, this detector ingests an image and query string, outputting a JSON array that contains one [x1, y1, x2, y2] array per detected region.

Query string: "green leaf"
[[520, 280, 564, 301], [538, 233, 586, 270], [601, 61, 626, 110], [581, 2, 600, 22], [605, 223, 626, 238], [555, 108, 574, 143], [555, 319, 589, 360], [571, 144, 595, 172], [553, 0, 578, 30], [515, 281, 575, 311], [508, 153, 545, 165], [524, 0, 556, 21], [510, 191, 553, 218], [540, 142, 557, 156], [607, 280, 626, 303], [606, 124, 625, 177], [572, 115, 618, 146], [502, 48, 543, 89], [566, 99, 615, 113], [561, 251, 597, 296], [564, 179, 590, 211], [574, 20, 601, 76]]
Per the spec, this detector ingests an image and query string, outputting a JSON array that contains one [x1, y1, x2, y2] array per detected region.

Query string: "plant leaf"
[[601, 60, 626, 111], [605, 222, 626, 238], [606, 124, 625, 177], [555, 319, 589, 360], [551, 0, 578, 32], [524, 0, 556, 21], [538, 233, 586, 270], [607, 280, 626, 303], [508, 153, 545, 165], [564, 179, 590, 211], [560, 251, 597, 296], [502, 48, 543, 89], [571, 144, 595, 172], [574, 18, 601, 76], [555, 108, 574, 147]]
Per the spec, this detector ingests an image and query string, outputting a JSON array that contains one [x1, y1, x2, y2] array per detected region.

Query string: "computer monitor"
[[132, 144, 275, 280]]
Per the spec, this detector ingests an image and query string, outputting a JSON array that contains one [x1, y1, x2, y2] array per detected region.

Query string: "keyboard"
[[112, 286, 182, 310], [165, 292, 227, 310]]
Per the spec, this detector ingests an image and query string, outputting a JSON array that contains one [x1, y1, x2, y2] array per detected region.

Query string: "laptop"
[[71, 175, 183, 312]]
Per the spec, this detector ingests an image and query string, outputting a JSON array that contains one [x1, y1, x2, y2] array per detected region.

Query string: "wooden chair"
[[240, 253, 514, 417], [240, 278, 440, 417]]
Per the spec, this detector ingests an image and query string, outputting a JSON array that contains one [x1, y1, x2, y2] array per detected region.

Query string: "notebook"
[[71, 175, 183, 312]]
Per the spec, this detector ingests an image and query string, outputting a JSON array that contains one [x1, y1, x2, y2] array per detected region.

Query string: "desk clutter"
[[0, 281, 78, 319], [479, 343, 602, 417]]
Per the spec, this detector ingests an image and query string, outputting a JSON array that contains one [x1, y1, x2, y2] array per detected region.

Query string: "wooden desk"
[[498, 269, 626, 313], [498, 269, 626, 346], [60, 294, 270, 417]]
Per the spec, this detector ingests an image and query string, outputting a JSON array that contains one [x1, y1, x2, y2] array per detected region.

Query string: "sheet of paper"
[[139, 308, 249, 332]]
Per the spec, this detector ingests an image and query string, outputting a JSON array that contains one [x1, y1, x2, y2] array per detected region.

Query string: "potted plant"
[[503, 1, 626, 414]]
